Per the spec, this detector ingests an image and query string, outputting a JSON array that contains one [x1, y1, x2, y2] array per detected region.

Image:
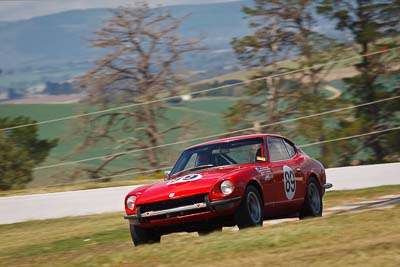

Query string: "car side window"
[[283, 139, 296, 158], [224, 143, 262, 164], [268, 137, 290, 162]]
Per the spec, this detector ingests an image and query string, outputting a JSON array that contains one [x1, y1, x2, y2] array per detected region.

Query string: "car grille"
[[139, 194, 207, 213], [137, 194, 209, 221]]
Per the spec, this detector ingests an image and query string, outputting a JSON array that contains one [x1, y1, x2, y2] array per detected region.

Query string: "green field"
[[0, 185, 399, 267], [0, 98, 235, 187]]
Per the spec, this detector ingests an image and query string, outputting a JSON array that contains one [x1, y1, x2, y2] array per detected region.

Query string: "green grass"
[[0, 185, 399, 267], [323, 185, 400, 208]]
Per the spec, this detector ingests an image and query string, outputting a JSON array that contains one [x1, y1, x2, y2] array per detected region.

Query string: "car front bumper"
[[124, 196, 241, 226]]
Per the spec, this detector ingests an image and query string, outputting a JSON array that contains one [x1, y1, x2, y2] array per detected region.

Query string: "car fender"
[[223, 167, 264, 204], [125, 184, 152, 199], [124, 184, 153, 214]]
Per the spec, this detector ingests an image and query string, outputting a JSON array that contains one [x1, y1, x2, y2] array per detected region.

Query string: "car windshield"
[[169, 138, 265, 177]]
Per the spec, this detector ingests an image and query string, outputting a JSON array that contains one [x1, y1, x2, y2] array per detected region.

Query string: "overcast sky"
[[0, 0, 239, 21]]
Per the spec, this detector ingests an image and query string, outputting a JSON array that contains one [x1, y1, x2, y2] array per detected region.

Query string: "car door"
[[254, 137, 276, 215], [267, 136, 305, 215]]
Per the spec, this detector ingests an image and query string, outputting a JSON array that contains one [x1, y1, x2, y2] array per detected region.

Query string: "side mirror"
[[164, 170, 171, 180]]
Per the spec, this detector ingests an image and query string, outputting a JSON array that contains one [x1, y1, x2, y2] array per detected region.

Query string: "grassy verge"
[[0, 185, 399, 266], [323, 184, 400, 208]]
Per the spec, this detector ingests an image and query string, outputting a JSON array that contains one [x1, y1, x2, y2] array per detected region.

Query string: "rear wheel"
[[235, 185, 264, 228], [129, 224, 160, 246], [300, 177, 322, 219]]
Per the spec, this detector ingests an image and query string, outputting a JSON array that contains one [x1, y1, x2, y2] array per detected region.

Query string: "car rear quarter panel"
[[304, 158, 326, 194]]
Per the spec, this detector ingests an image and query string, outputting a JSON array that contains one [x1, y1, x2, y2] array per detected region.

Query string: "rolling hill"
[[0, 1, 256, 90], [0, 0, 341, 91]]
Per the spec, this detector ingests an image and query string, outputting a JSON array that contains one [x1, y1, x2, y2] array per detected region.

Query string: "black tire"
[[235, 185, 264, 229], [129, 224, 160, 246], [299, 177, 323, 219]]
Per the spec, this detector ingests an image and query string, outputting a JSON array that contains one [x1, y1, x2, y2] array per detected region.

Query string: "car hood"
[[136, 165, 243, 204]]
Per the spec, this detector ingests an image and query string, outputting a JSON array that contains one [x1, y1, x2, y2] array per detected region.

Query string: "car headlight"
[[220, 180, 233, 195], [126, 195, 137, 210]]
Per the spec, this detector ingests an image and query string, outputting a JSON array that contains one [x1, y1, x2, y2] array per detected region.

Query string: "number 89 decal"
[[283, 165, 296, 200]]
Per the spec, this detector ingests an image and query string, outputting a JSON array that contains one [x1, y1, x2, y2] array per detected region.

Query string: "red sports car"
[[124, 134, 332, 245]]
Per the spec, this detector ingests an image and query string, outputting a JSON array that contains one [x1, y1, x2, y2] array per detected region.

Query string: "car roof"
[[186, 133, 286, 149]]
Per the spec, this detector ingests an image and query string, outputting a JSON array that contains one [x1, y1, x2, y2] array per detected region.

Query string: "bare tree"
[[76, 2, 202, 179]]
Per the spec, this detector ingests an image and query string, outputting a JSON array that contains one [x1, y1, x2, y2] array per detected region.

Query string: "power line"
[[2, 46, 399, 132], [33, 95, 400, 170], [298, 126, 400, 148], [46, 126, 400, 187]]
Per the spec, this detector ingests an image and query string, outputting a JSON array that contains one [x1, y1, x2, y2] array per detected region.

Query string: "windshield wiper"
[[172, 164, 214, 177]]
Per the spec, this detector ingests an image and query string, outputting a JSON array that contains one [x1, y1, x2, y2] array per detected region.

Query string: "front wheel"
[[129, 224, 160, 246], [235, 185, 264, 228], [299, 177, 323, 219]]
